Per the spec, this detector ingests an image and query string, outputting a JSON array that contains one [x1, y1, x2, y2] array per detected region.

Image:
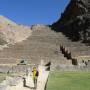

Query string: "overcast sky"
[[0, 0, 70, 25]]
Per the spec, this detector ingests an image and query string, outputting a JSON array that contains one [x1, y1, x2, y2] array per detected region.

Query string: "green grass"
[[0, 38, 7, 45], [0, 73, 6, 83], [46, 72, 90, 90], [0, 72, 24, 83]]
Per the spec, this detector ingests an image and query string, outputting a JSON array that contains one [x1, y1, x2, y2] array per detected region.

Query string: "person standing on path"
[[32, 67, 39, 88]]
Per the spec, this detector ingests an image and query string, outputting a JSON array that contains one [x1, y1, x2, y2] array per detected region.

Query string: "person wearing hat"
[[32, 67, 39, 88]]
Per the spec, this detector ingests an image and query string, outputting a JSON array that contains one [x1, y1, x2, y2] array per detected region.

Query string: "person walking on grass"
[[32, 66, 39, 88]]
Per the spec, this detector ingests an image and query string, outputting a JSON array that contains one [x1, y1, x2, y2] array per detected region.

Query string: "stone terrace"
[[0, 25, 71, 70], [0, 25, 90, 71]]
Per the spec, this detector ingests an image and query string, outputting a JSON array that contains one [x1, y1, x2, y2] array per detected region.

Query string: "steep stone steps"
[[0, 25, 89, 69], [0, 25, 71, 66], [59, 34, 90, 56], [57, 32, 90, 66]]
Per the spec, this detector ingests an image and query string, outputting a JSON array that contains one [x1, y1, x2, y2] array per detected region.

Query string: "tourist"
[[32, 66, 39, 88]]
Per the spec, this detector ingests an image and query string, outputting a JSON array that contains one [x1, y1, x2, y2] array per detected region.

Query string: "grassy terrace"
[[0, 73, 6, 83], [46, 72, 90, 90], [0, 72, 24, 83]]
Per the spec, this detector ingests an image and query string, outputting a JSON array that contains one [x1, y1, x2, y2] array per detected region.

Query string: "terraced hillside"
[[0, 15, 32, 49], [61, 33, 90, 65], [0, 25, 71, 66], [0, 24, 90, 71]]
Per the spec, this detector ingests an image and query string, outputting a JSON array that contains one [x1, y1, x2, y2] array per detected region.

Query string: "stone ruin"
[[51, 0, 90, 70], [0, 0, 90, 75]]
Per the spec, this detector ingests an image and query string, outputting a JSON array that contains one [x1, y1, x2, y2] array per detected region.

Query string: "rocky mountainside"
[[52, 0, 90, 43], [0, 15, 32, 49]]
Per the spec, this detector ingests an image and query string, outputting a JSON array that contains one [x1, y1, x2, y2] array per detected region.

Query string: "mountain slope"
[[0, 15, 32, 48]]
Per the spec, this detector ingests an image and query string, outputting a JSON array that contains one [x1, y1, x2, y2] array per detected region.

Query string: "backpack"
[[36, 71, 39, 76]]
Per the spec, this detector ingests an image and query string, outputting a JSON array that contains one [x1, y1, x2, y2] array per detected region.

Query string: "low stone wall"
[[51, 64, 90, 71], [0, 64, 36, 74]]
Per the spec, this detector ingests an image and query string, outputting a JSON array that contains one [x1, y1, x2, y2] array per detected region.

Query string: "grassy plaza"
[[46, 72, 90, 90]]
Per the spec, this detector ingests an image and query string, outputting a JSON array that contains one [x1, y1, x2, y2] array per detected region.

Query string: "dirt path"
[[37, 65, 49, 90], [8, 65, 49, 90], [8, 75, 34, 90]]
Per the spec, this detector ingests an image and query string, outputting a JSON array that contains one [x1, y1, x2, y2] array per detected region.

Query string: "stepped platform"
[[0, 26, 71, 71], [59, 32, 90, 66], [0, 25, 90, 71]]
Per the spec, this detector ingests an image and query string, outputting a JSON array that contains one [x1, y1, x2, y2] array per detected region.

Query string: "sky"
[[0, 0, 70, 26]]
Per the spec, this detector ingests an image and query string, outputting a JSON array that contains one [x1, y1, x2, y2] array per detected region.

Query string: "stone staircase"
[[0, 25, 71, 68], [59, 33, 90, 67], [0, 25, 90, 71]]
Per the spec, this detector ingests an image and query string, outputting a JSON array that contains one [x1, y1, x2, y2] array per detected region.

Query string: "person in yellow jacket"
[[32, 67, 39, 88]]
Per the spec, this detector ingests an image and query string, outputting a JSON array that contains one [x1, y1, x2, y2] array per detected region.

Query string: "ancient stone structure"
[[52, 0, 90, 43], [0, 2, 90, 71]]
